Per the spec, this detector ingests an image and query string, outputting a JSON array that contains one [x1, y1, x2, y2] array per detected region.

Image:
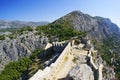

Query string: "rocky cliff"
[[0, 31, 49, 72]]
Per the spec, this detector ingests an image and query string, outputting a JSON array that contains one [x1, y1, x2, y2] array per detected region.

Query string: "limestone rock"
[[69, 64, 94, 80], [0, 32, 49, 72], [53, 10, 120, 41]]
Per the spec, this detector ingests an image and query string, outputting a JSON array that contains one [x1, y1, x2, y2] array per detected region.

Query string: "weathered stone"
[[69, 64, 94, 80], [0, 32, 49, 72]]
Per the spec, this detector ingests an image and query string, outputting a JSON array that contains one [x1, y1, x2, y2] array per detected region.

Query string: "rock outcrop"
[[69, 64, 94, 80], [0, 32, 49, 72]]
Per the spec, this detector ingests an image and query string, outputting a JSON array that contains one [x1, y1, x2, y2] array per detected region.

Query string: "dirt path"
[[57, 54, 74, 79], [52, 54, 74, 80]]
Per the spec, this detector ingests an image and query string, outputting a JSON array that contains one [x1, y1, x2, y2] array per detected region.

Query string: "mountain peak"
[[68, 10, 84, 16], [70, 10, 83, 13], [53, 10, 120, 41]]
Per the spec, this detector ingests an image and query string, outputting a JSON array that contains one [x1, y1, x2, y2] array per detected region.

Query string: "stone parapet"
[[29, 42, 71, 80]]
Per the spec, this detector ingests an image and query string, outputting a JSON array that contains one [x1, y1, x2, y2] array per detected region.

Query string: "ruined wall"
[[88, 48, 103, 80], [44, 43, 52, 50], [98, 64, 103, 80], [29, 42, 71, 80], [52, 41, 67, 53]]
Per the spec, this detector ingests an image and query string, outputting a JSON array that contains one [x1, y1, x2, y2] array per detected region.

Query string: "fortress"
[[29, 39, 103, 80]]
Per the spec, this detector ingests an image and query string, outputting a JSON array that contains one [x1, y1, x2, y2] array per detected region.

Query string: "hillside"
[[53, 10, 120, 41]]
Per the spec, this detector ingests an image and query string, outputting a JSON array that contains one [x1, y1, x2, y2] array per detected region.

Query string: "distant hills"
[[0, 20, 49, 29]]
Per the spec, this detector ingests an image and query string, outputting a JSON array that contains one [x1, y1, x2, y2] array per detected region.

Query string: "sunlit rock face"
[[53, 10, 120, 41], [0, 32, 49, 72], [69, 64, 94, 80]]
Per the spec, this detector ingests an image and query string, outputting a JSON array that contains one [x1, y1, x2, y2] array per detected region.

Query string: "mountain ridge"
[[52, 10, 120, 41]]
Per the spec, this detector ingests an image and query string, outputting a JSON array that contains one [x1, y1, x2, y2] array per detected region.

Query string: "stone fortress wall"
[[29, 41, 71, 80], [88, 47, 103, 80], [52, 41, 67, 52]]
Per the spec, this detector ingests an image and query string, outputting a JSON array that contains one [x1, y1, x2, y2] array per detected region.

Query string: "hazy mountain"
[[0, 20, 49, 29]]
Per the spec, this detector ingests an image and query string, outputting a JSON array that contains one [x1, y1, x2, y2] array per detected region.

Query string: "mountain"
[[0, 10, 120, 79], [0, 20, 49, 29], [53, 10, 120, 41]]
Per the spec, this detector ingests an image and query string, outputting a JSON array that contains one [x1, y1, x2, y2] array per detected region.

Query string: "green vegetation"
[[26, 48, 55, 79], [0, 35, 5, 40], [0, 48, 55, 80], [93, 37, 120, 79], [72, 57, 77, 62], [30, 49, 44, 61], [0, 58, 32, 80], [17, 26, 33, 35], [36, 24, 86, 41], [7, 34, 17, 39], [0, 49, 44, 80]]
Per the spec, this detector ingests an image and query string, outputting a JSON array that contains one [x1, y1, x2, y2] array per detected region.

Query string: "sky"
[[0, 0, 120, 27]]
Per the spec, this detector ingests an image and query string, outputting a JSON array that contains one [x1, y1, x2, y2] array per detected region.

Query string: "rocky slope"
[[0, 20, 49, 29], [69, 64, 94, 80], [53, 10, 120, 41], [0, 31, 49, 72]]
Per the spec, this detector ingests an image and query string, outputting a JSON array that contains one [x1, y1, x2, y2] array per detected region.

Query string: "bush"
[[36, 24, 87, 41], [0, 47, 45, 80], [0, 58, 32, 80], [72, 57, 77, 62], [18, 26, 33, 35], [0, 35, 5, 40]]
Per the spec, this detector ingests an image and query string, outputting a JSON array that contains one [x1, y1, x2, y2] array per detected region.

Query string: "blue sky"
[[0, 0, 120, 27]]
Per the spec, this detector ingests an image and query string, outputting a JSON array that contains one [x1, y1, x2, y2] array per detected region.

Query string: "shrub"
[[0, 35, 5, 40], [0, 57, 32, 80]]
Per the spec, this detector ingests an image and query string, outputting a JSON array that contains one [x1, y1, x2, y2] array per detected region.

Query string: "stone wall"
[[52, 41, 67, 53], [29, 42, 71, 80], [87, 48, 103, 80], [98, 64, 103, 80], [44, 43, 52, 50]]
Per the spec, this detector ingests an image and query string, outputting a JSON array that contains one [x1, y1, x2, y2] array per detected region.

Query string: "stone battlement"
[[29, 41, 71, 80]]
